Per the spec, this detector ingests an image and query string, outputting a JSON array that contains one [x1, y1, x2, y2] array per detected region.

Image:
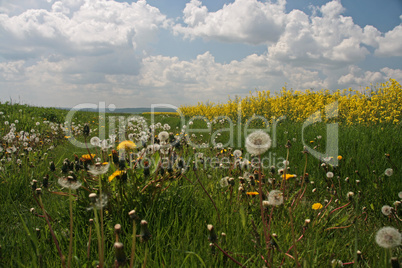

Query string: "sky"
[[0, 0, 401, 109]]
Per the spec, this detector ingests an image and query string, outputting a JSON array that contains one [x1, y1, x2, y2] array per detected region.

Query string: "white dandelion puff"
[[58, 176, 82, 190], [381, 205, 393, 216], [384, 168, 393, 177], [88, 162, 110, 176], [245, 130, 271, 156], [268, 190, 283, 206], [375, 226, 401, 248], [158, 131, 169, 141]]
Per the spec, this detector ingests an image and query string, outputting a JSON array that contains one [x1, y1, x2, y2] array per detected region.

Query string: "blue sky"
[[0, 0, 401, 109]]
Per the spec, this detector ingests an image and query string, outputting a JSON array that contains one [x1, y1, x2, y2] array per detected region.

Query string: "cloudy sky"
[[0, 0, 401, 109]]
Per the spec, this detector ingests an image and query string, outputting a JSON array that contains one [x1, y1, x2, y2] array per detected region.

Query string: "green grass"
[[0, 101, 401, 267]]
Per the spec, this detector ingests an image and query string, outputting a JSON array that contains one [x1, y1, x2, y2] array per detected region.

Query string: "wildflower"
[[384, 168, 393, 177], [375, 227, 401, 248], [83, 124, 90, 136], [140, 220, 151, 242], [81, 154, 95, 162], [337, 155, 342, 160], [109, 170, 125, 182], [281, 174, 296, 180], [88, 193, 108, 209], [268, 190, 283, 206], [399, 191, 402, 199], [58, 176, 82, 190], [347, 191, 354, 201], [312, 203, 323, 210], [90, 137, 101, 146], [381, 205, 393, 216], [207, 224, 217, 243], [114, 242, 126, 265], [245, 130, 271, 155], [246, 191, 259, 196], [233, 149, 242, 158], [326, 172, 334, 178], [219, 177, 229, 188], [88, 162, 110, 176], [158, 131, 169, 141], [117, 140, 136, 150]]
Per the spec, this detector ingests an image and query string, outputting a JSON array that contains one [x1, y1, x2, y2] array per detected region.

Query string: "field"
[[0, 80, 401, 267]]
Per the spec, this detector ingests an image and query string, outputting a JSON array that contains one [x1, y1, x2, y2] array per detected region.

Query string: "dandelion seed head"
[[158, 131, 169, 141], [375, 227, 401, 248], [245, 130, 271, 156], [268, 190, 283, 206], [384, 168, 393, 177], [58, 176, 82, 190], [88, 162, 110, 176], [381, 205, 393, 216]]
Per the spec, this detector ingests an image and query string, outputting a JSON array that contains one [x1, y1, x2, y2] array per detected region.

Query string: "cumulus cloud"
[[375, 25, 402, 57], [267, 0, 377, 66], [338, 65, 402, 87], [173, 0, 286, 44], [0, 0, 167, 58]]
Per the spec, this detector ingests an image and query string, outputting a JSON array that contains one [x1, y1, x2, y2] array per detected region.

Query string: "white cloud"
[[267, 1, 375, 66], [0, 0, 167, 58], [375, 25, 402, 57], [338, 65, 402, 87], [173, 0, 286, 45]]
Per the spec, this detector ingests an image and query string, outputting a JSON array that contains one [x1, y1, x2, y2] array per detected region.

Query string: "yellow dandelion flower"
[[117, 140, 136, 150], [108, 170, 124, 182], [337, 155, 342, 160], [281, 174, 297, 180], [81, 154, 95, 161], [246, 191, 259, 196], [312, 203, 323, 210]]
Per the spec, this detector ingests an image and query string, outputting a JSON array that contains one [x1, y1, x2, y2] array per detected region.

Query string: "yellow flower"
[[246, 191, 259, 196], [312, 203, 323, 210], [108, 170, 125, 182], [117, 140, 136, 150], [337, 155, 342, 160], [81, 154, 95, 161], [281, 174, 297, 180]]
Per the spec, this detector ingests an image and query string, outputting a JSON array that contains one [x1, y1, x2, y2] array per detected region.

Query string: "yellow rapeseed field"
[[178, 79, 401, 125]]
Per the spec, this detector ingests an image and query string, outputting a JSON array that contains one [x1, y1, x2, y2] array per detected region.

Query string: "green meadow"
[[0, 101, 401, 267]]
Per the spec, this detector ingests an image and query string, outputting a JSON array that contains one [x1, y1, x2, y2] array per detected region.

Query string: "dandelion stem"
[[98, 175, 105, 268], [67, 188, 73, 268], [257, 155, 270, 249], [194, 171, 221, 224], [93, 207, 103, 268], [142, 242, 148, 268], [129, 223, 137, 268], [213, 243, 245, 267], [87, 222, 92, 259], [38, 195, 66, 268], [288, 207, 300, 267]]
